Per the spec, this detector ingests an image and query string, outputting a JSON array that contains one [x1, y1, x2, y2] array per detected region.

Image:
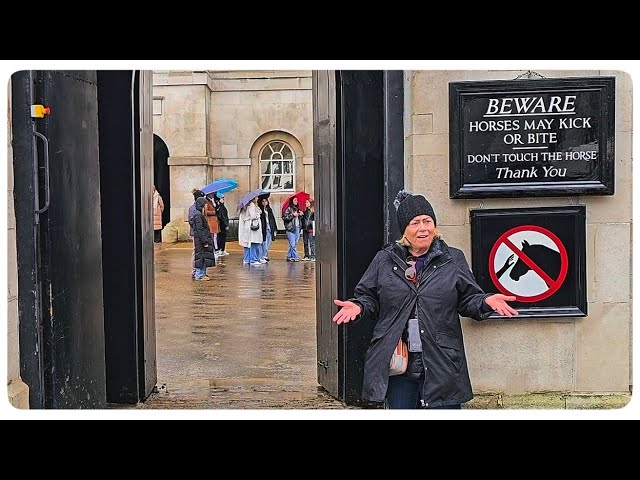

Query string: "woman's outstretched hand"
[[485, 294, 519, 317], [332, 299, 362, 324]]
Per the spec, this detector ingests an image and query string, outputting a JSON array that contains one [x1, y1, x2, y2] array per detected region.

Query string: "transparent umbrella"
[[237, 188, 265, 211]]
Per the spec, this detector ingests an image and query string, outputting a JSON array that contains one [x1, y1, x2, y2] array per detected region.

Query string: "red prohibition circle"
[[488, 225, 568, 302]]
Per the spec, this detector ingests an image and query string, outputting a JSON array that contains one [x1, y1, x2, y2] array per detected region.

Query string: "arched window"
[[260, 141, 295, 192]]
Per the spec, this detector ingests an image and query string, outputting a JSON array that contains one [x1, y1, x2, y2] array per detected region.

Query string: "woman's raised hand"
[[332, 299, 362, 324]]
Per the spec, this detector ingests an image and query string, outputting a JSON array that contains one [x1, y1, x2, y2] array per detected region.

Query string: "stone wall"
[[406, 69, 632, 394], [153, 71, 313, 240], [6, 77, 29, 408]]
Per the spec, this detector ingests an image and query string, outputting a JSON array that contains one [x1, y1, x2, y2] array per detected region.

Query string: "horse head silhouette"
[[509, 239, 561, 285]]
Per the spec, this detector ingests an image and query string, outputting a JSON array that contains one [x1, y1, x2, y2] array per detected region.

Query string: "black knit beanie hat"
[[394, 190, 437, 234], [193, 189, 205, 201]]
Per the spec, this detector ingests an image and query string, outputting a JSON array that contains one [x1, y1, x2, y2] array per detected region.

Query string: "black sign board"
[[450, 77, 615, 198], [470, 206, 586, 318]]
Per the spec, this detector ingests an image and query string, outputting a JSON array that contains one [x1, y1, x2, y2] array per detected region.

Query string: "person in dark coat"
[[189, 196, 216, 281], [332, 190, 518, 409], [301, 198, 315, 261], [259, 196, 278, 261], [215, 193, 230, 256], [188, 189, 206, 278]]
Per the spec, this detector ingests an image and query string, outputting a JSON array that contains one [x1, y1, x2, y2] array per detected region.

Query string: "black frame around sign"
[[470, 206, 587, 319], [449, 77, 615, 198]]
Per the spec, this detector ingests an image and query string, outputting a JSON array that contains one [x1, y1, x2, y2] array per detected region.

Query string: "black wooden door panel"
[[313, 70, 339, 397], [38, 70, 107, 408]]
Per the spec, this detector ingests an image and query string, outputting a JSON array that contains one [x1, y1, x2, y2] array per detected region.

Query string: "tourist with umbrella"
[[258, 193, 277, 262], [282, 194, 304, 262], [280, 191, 310, 217], [204, 192, 220, 254], [214, 193, 230, 256], [237, 189, 266, 266], [199, 178, 238, 256]]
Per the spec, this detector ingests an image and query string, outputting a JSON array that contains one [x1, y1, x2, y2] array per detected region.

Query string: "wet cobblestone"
[[140, 240, 350, 410]]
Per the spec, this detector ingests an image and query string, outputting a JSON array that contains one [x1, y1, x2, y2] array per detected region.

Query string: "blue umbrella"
[[237, 188, 265, 211], [201, 178, 238, 195]]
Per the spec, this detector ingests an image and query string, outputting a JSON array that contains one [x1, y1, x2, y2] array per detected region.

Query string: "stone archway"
[[153, 134, 171, 229]]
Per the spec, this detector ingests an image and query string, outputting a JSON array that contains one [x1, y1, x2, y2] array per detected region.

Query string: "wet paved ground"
[[137, 239, 350, 411]]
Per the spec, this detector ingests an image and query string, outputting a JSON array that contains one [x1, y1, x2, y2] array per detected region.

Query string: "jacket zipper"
[[416, 257, 451, 408], [416, 257, 451, 315]]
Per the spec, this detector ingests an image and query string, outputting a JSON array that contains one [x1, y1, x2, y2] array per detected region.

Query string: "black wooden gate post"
[[98, 71, 156, 404], [314, 71, 404, 405]]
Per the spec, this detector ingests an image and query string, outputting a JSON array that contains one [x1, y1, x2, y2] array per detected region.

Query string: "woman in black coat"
[[259, 197, 278, 261], [301, 199, 315, 261], [332, 190, 518, 409], [214, 193, 230, 256], [189, 197, 216, 280]]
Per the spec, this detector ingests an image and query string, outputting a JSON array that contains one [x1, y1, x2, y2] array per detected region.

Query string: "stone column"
[[7, 79, 30, 409], [165, 156, 213, 242]]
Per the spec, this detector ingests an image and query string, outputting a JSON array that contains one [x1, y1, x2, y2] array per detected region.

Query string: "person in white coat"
[[238, 197, 266, 266]]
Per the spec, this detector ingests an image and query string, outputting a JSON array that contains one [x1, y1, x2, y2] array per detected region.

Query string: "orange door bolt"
[[31, 105, 51, 118]]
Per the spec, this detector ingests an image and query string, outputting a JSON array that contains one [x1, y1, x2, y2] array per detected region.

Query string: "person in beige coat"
[[238, 197, 265, 266], [153, 186, 165, 243]]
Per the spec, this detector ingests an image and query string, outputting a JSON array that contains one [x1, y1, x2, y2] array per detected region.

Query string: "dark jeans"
[[385, 374, 462, 409], [302, 230, 315, 258], [217, 229, 227, 251]]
